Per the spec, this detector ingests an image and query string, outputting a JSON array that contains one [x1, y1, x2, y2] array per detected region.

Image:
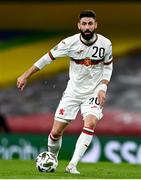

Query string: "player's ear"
[[95, 21, 98, 29], [77, 22, 81, 30]]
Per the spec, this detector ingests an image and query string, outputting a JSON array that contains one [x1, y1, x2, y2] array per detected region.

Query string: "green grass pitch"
[[0, 160, 141, 179]]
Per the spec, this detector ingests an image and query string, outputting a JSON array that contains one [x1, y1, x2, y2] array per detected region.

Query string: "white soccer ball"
[[36, 151, 58, 173]]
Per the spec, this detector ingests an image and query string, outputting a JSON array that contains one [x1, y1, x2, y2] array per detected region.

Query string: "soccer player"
[[17, 10, 113, 174]]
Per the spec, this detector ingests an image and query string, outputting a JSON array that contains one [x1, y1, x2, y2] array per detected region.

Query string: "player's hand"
[[97, 90, 106, 108], [17, 76, 27, 91]]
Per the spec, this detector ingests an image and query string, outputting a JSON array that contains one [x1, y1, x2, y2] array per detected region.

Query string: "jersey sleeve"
[[34, 53, 53, 69], [104, 41, 113, 65], [102, 40, 113, 81], [50, 37, 71, 58], [33, 37, 72, 69]]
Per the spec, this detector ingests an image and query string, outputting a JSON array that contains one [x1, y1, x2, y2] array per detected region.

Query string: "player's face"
[[78, 17, 97, 40]]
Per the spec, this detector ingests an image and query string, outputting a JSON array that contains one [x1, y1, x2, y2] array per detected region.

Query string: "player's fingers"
[[17, 82, 24, 91], [97, 95, 102, 106], [17, 78, 27, 91], [17, 81, 21, 88], [17, 80, 22, 88], [21, 85, 25, 91], [101, 96, 105, 107], [98, 95, 105, 107], [100, 97, 103, 107]]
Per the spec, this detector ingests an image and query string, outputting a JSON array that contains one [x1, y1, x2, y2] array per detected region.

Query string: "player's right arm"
[[17, 51, 54, 91], [17, 37, 70, 91]]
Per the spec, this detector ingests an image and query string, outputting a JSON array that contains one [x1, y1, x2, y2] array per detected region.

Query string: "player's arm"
[[17, 65, 40, 91], [17, 37, 69, 91], [17, 52, 54, 91], [97, 41, 113, 107], [97, 62, 113, 107]]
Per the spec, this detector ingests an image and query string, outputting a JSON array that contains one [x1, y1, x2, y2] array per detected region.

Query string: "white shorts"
[[55, 90, 103, 123]]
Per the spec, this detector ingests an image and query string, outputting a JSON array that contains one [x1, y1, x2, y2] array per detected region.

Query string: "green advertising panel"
[[0, 133, 141, 164]]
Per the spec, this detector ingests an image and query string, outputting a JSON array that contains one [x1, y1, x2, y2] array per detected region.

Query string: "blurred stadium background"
[[0, 0, 141, 164]]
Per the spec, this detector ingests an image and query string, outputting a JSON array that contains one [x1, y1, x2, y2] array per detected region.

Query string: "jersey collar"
[[80, 33, 98, 46]]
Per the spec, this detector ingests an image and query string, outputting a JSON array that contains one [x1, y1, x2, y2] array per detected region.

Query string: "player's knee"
[[84, 114, 98, 129]]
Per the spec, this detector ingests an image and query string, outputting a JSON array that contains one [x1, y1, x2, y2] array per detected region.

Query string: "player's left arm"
[[98, 41, 113, 107]]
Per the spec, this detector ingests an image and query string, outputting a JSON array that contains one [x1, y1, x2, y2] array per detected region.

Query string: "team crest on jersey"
[[84, 58, 92, 66]]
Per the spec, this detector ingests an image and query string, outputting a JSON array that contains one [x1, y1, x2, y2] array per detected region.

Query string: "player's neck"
[[80, 33, 97, 45]]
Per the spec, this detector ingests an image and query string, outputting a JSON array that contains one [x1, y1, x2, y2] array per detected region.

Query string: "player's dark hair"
[[79, 10, 96, 19]]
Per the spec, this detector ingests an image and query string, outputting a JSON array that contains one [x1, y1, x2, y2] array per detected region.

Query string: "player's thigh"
[[55, 94, 81, 122], [81, 94, 103, 121]]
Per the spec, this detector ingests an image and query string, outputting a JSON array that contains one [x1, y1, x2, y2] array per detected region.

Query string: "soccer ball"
[[36, 151, 58, 173]]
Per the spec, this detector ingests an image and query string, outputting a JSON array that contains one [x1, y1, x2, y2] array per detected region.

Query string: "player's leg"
[[65, 115, 98, 174], [48, 92, 80, 159], [66, 94, 103, 174], [67, 115, 97, 165], [48, 120, 68, 158]]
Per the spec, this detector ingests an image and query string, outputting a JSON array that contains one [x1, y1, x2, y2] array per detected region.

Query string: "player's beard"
[[80, 30, 94, 41]]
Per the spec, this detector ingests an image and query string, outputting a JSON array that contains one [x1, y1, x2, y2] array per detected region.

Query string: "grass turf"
[[0, 160, 141, 179]]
